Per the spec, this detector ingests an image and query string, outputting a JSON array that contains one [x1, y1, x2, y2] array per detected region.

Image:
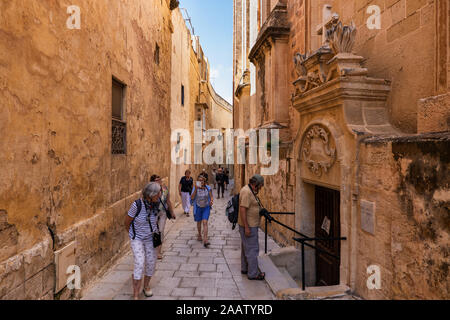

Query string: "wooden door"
[[315, 186, 340, 286]]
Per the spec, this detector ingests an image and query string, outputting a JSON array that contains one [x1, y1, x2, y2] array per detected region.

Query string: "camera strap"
[[143, 200, 159, 234], [248, 184, 264, 209]]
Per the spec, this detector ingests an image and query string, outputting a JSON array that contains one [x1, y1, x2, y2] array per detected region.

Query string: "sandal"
[[157, 255, 163, 260], [203, 242, 210, 248], [248, 272, 265, 280]]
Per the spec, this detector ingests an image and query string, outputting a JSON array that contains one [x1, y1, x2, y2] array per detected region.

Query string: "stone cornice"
[[292, 76, 391, 113], [248, 2, 290, 63]]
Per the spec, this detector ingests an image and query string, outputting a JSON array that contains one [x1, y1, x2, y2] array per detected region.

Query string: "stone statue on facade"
[[293, 15, 367, 95], [326, 18, 357, 55]]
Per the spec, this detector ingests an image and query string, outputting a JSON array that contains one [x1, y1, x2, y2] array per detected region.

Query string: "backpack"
[[131, 199, 142, 240], [226, 194, 240, 230]]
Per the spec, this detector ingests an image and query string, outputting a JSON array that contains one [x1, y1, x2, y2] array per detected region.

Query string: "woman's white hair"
[[142, 182, 161, 199]]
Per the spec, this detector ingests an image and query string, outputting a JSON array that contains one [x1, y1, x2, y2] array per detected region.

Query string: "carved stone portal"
[[301, 125, 336, 177]]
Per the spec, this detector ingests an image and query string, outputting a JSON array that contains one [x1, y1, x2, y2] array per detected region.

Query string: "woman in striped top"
[[125, 182, 161, 300]]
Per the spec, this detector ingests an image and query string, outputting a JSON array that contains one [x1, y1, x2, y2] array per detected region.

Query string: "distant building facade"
[[170, 7, 233, 193]]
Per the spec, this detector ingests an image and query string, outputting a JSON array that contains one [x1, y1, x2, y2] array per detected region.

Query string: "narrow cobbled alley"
[[82, 185, 278, 300]]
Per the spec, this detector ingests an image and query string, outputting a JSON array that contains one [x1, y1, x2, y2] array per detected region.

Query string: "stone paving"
[[82, 185, 279, 300]]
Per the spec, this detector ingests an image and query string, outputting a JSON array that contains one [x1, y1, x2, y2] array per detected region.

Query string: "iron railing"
[[261, 211, 347, 291]]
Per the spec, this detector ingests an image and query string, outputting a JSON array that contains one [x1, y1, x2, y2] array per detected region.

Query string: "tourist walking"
[[216, 168, 226, 199], [179, 170, 193, 217], [201, 168, 209, 183], [212, 168, 217, 189], [150, 175, 175, 260], [191, 175, 214, 248], [224, 168, 230, 190], [239, 175, 265, 280], [124, 182, 162, 300]]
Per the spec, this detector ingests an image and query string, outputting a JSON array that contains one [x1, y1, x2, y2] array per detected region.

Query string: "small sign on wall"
[[361, 200, 376, 235], [55, 241, 77, 292], [321, 216, 331, 235]]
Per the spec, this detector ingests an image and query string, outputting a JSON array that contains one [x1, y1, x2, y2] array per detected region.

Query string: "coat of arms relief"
[[301, 125, 336, 177]]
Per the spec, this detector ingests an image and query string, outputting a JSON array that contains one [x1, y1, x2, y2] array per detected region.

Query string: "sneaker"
[[143, 288, 153, 297]]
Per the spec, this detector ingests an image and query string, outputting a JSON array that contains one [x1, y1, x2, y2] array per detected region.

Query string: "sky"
[[179, 0, 234, 104]]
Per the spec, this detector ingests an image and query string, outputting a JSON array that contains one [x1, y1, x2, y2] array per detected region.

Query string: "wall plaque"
[[321, 216, 331, 235], [361, 200, 375, 235]]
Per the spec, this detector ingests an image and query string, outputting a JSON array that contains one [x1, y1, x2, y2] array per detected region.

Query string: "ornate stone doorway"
[[292, 16, 395, 291]]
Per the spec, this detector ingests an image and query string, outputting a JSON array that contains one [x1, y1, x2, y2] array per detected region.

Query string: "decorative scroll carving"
[[293, 47, 333, 94], [294, 53, 307, 77], [301, 125, 336, 177]]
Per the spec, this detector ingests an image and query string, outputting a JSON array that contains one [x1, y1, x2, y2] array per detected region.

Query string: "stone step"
[[258, 255, 299, 296], [278, 267, 300, 288], [276, 284, 353, 300]]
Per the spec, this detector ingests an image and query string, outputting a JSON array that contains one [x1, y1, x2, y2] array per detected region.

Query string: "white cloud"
[[210, 68, 220, 80], [209, 64, 233, 104]]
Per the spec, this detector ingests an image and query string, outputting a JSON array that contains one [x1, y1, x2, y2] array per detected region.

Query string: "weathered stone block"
[[0, 226, 19, 262], [406, 0, 428, 16], [390, 0, 406, 25], [42, 264, 55, 294], [0, 255, 25, 299], [23, 239, 53, 281], [24, 270, 43, 300], [386, 0, 401, 9], [418, 93, 450, 133], [2, 284, 25, 300], [387, 12, 420, 42]]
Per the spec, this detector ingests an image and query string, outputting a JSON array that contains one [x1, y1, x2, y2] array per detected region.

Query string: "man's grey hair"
[[249, 174, 264, 187], [142, 182, 161, 199]]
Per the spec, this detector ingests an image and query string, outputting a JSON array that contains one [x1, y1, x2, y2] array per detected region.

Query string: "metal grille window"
[[112, 78, 126, 155]]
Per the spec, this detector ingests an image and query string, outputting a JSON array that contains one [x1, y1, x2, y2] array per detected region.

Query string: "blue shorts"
[[194, 206, 211, 222]]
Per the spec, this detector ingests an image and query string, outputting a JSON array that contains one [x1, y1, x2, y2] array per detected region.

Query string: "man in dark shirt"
[[179, 170, 193, 216], [224, 169, 230, 190], [216, 168, 226, 199]]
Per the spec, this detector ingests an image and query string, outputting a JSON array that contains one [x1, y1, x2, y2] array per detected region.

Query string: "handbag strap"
[[160, 198, 173, 218], [159, 198, 167, 211]]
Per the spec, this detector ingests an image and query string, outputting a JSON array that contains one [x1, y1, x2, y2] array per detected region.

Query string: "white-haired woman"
[[125, 182, 161, 300]]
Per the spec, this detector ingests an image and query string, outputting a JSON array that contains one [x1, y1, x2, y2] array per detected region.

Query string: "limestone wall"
[[356, 133, 449, 299], [209, 85, 232, 132], [418, 93, 450, 134], [0, 0, 173, 299], [170, 8, 192, 205]]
